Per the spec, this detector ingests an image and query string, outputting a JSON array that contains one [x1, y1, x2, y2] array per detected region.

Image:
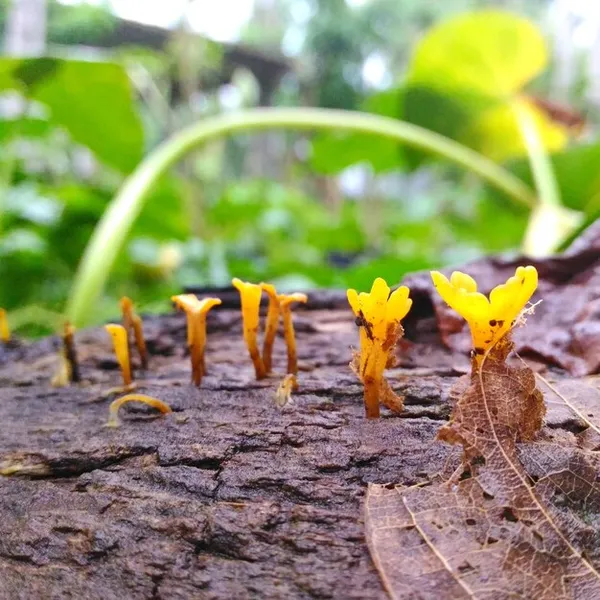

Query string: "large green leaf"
[[404, 11, 568, 162], [408, 10, 547, 99], [0, 57, 143, 172]]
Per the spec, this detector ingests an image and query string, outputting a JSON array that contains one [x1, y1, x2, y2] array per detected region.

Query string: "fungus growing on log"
[[260, 283, 280, 373], [106, 393, 172, 428], [431, 265, 538, 363], [105, 324, 133, 387], [120, 296, 148, 369], [232, 278, 267, 379], [347, 278, 412, 419], [171, 294, 222, 386], [278, 292, 308, 378]]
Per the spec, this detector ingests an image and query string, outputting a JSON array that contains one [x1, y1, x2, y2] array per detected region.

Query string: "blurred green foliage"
[[0, 2, 598, 335]]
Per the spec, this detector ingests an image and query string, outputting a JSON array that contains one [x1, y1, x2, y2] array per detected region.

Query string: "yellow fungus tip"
[[430, 265, 538, 359]]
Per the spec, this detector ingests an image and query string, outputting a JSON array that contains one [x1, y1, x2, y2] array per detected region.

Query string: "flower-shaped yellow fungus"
[[172, 294, 222, 386], [347, 278, 412, 419], [0, 308, 9, 342], [120, 296, 148, 370], [106, 393, 172, 428], [430, 266, 538, 360], [232, 278, 267, 379], [260, 283, 281, 373], [105, 324, 133, 386], [278, 293, 308, 378]]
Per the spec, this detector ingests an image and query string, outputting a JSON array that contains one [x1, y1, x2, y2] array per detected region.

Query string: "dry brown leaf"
[[365, 336, 600, 599]]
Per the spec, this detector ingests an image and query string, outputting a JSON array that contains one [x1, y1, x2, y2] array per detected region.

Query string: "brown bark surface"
[[0, 303, 456, 600], [1, 222, 599, 599]]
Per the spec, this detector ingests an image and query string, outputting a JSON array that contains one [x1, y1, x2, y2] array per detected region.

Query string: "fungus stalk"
[[120, 296, 148, 369], [347, 278, 412, 419], [278, 293, 308, 377], [0, 309, 9, 342], [172, 294, 221, 386], [431, 265, 538, 366], [51, 322, 80, 386], [260, 283, 280, 373], [105, 324, 133, 387], [232, 278, 267, 379], [106, 393, 172, 428]]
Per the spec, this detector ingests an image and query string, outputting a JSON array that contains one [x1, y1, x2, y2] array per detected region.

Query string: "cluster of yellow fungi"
[[232, 278, 307, 382], [346, 266, 538, 418], [2, 265, 538, 426]]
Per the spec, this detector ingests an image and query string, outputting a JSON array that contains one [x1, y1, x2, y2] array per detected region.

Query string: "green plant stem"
[[514, 101, 561, 209], [66, 107, 536, 326]]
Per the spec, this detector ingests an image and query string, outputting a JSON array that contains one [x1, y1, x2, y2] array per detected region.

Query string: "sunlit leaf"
[[408, 10, 547, 98], [0, 57, 143, 172]]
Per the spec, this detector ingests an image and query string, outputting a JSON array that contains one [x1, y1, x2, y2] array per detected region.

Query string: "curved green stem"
[[66, 107, 536, 326]]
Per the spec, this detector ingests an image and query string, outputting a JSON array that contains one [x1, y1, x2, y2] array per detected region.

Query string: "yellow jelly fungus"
[[106, 393, 172, 428], [120, 296, 148, 370], [347, 278, 412, 419], [0, 308, 9, 342], [172, 294, 222, 386], [232, 278, 267, 380], [105, 324, 132, 386], [430, 265, 538, 360], [260, 283, 280, 373], [278, 293, 308, 378]]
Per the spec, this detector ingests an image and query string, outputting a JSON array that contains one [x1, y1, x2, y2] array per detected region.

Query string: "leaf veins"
[[365, 336, 600, 599]]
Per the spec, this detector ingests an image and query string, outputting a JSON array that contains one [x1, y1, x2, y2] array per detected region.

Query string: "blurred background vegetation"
[[1, 0, 599, 334]]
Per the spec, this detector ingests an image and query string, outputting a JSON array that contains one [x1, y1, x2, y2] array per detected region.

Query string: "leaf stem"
[[66, 107, 536, 326]]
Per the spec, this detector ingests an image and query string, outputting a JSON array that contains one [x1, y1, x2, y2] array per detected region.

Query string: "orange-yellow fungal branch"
[[232, 278, 267, 379], [120, 296, 148, 369], [0, 309, 9, 342], [260, 283, 280, 373], [431, 265, 538, 364], [347, 278, 412, 419], [105, 324, 132, 386], [171, 294, 221, 386], [106, 393, 172, 428], [278, 293, 308, 377]]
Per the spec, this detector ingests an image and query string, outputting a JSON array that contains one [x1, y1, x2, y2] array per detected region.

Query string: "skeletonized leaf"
[[365, 337, 600, 598]]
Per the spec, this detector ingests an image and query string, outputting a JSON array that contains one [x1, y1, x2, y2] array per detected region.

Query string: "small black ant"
[[354, 310, 374, 341]]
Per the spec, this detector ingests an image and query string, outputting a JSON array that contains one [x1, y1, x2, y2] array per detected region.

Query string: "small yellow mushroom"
[[260, 283, 281, 373], [278, 293, 308, 378], [431, 265, 538, 362], [172, 294, 221, 386], [120, 296, 148, 370], [106, 393, 172, 428], [232, 278, 267, 380], [105, 324, 133, 386], [0, 308, 9, 342], [347, 278, 412, 419]]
